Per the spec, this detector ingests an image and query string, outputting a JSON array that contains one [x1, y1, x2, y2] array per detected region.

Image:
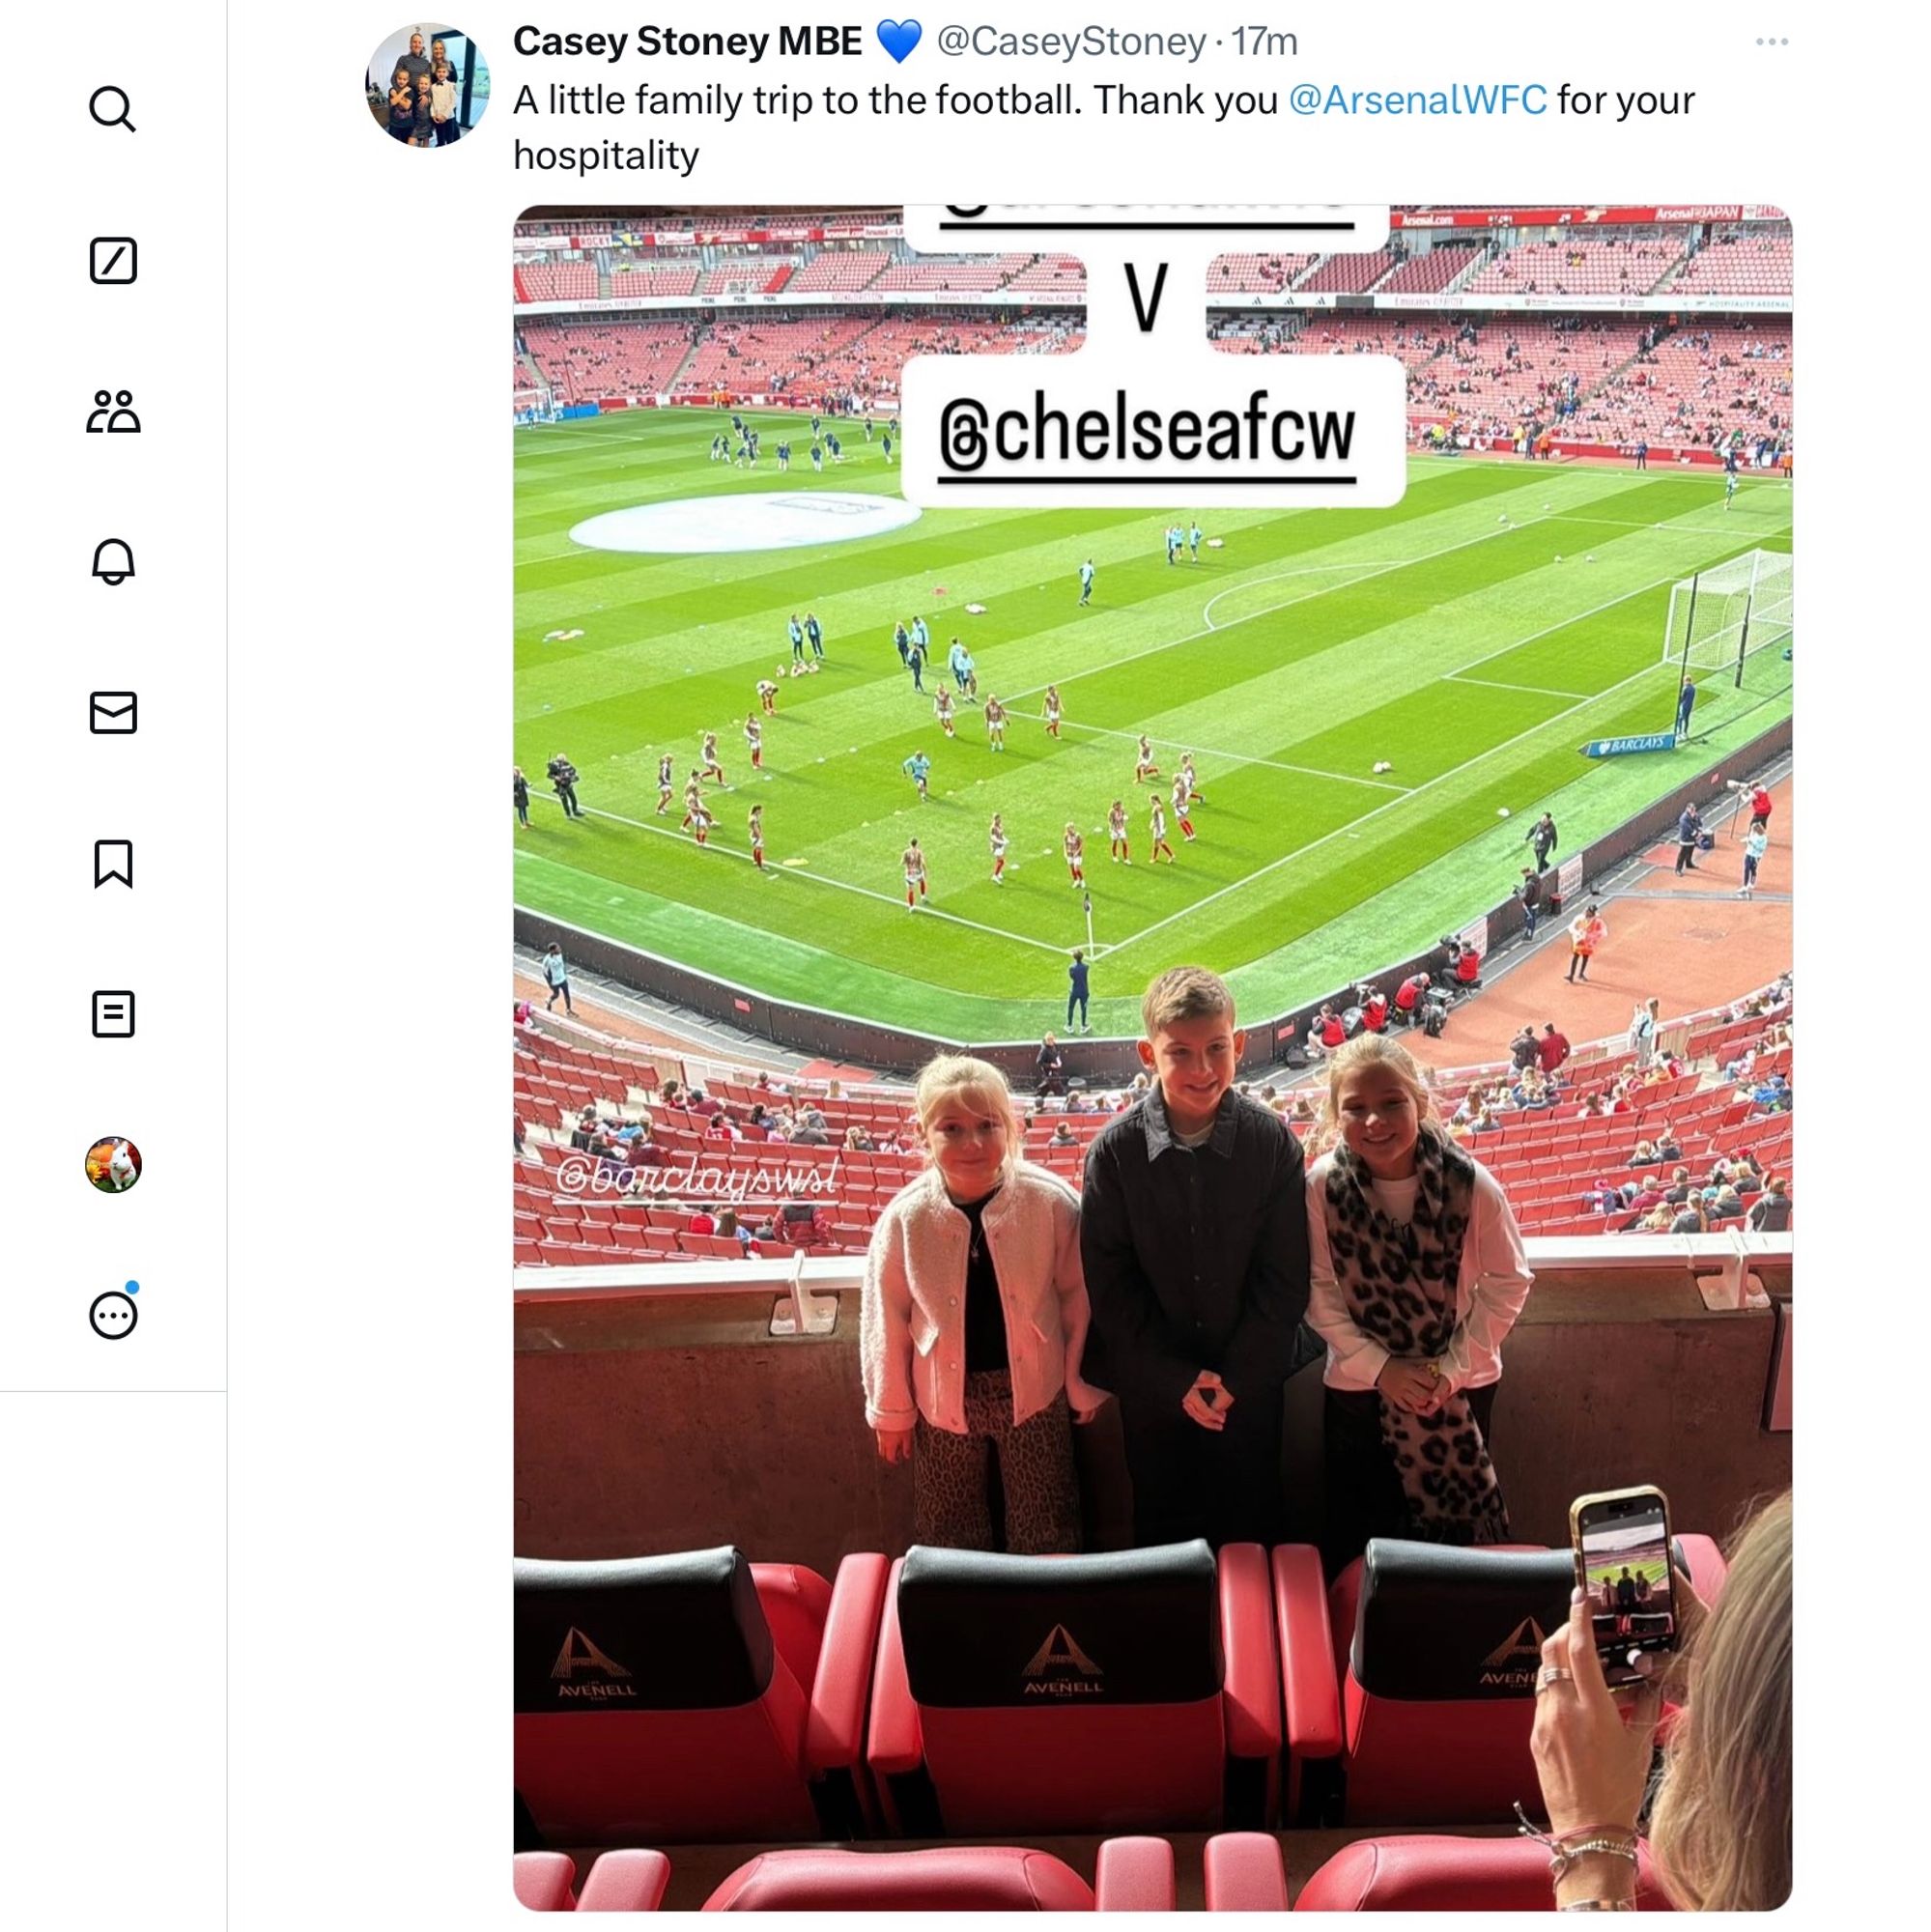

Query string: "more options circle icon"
[[90, 1285, 140, 1341]]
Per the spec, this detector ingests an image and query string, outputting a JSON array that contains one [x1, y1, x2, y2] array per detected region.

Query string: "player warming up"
[[756, 677, 779, 717], [656, 753, 675, 815], [934, 683, 956, 739], [984, 694, 1007, 751], [902, 749, 932, 802], [1065, 823, 1086, 888], [743, 713, 763, 771], [1078, 557, 1094, 606], [1108, 799, 1132, 864], [689, 796, 714, 847], [1179, 753, 1206, 806], [1043, 685, 1064, 739], [989, 813, 1008, 885], [902, 838, 929, 908], [748, 804, 767, 872], [1172, 775, 1197, 844], [680, 773, 704, 828], [1149, 794, 1176, 864], [699, 732, 728, 786], [1134, 734, 1161, 785]]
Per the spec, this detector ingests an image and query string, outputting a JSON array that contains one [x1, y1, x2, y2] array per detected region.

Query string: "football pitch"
[[514, 412, 1792, 1039]]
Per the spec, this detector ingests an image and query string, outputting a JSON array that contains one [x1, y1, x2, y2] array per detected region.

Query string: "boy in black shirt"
[[1081, 966, 1310, 1547]]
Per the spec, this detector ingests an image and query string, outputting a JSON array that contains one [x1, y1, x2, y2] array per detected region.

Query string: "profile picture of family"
[[367, 25, 490, 148]]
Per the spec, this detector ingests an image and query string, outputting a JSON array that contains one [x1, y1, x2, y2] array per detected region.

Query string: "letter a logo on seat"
[[1482, 1617, 1548, 1665], [551, 1626, 634, 1682], [1023, 1623, 1102, 1679]]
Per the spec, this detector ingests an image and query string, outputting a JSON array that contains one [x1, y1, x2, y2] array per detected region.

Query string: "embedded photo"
[[511, 202, 1793, 1910]]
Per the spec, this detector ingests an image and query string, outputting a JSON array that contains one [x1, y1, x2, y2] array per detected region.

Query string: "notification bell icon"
[[92, 538, 134, 585]]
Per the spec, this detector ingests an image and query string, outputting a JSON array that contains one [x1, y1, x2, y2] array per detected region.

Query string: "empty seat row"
[[514, 1535, 1726, 1849], [515, 1833, 1670, 1911]]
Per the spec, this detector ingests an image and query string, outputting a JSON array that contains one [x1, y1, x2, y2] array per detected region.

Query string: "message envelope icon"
[[90, 691, 138, 734]]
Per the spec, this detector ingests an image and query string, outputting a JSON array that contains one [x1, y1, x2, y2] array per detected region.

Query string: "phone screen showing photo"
[[1577, 1493, 1677, 1677]]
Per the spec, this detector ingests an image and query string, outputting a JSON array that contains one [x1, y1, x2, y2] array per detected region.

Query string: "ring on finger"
[[1537, 1664, 1573, 1691]]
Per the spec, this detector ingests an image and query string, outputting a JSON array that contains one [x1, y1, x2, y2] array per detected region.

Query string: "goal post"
[[1662, 550, 1793, 690], [513, 385, 557, 425]]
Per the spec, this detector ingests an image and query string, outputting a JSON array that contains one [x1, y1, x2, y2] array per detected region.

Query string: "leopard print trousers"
[[913, 1372, 1082, 1553]]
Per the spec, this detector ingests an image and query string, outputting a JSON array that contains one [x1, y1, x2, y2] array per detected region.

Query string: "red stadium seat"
[[515, 1546, 888, 1846], [1292, 1834, 1669, 1910], [514, 1850, 673, 1912], [867, 1540, 1280, 1835], [696, 1840, 1176, 1912], [1276, 1537, 1726, 1827]]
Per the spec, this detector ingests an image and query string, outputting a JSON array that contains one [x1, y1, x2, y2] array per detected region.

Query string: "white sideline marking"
[[1445, 675, 1593, 700], [1013, 716, 1413, 794]]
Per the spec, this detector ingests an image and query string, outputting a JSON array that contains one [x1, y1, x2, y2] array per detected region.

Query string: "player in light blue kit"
[[1189, 521, 1204, 561], [902, 750, 932, 801], [1078, 557, 1095, 606]]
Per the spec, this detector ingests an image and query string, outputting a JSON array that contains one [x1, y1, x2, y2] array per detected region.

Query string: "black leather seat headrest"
[[513, 1546, 774, 1712], [897, 1539, 1221, 1708], [1351, 1541, 1575, 1701]]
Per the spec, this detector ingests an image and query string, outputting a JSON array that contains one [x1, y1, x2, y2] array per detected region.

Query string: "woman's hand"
[[1065, 1376, 1110, 1425], [1376, 1357, 1438, 1412], [873, 1425, 915, 1464], [1530, 1585, 1662, 1839]]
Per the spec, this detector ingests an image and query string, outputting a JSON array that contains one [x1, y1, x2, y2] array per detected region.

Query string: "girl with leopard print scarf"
[[1304, 1036, 1534, 1569]]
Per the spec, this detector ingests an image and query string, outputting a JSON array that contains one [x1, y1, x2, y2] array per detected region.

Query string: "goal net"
[[513, 385, 557, 425], [1661, 550, 1793, 684]]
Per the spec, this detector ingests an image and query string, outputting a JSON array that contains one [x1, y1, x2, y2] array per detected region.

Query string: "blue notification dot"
[[125, 1279, 140, 1294]]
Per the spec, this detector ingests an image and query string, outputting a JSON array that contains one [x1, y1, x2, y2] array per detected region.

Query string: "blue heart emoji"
[[877, 18, 922, 63]]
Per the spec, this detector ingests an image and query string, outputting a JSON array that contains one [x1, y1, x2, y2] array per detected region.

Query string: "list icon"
[[91, 990, 136, 1037]]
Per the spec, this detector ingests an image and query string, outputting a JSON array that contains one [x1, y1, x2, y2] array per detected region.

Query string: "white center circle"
[[569, 492, 923, 555]]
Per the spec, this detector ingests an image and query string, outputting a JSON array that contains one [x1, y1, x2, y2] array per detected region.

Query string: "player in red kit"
[[1134, 734, 1161, 784], [983, 694, 1007, 751], [1179, 753, 1206, 805], [1149, 795, 1175, 863], [679, 774, 703, 828], [1043, 685, 1063, 738], [1172, 775, 1196, 843], [1065, 823, 1086, 887], [756, 677, 779, 717], [1108, 798, 1131, 864], [656, 753, 675, 815], [934, 683, 956, 739], [748, 804, 766, 871], [989, 813, 1008, 884], [902, 838, 928, 908], [700, 731, 728, 785], [743, 713, 763, 771]]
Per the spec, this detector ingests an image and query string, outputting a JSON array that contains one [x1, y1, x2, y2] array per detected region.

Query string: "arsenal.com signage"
[[1393, 205, 1785, 230]]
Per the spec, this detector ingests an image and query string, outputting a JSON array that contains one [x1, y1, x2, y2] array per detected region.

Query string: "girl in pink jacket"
[[861, 1054, 1107, 1550]]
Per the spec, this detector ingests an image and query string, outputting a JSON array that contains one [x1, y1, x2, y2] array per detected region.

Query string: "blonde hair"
[[1310, 1034, 1445, 1157], [1649, 1492, 1792, 1911], [913, 1054, 1021, 1176], [1141, 965, 1235, 1037]]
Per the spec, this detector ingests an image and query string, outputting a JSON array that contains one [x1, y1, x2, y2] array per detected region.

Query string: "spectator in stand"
[[1629, 1138, 1659, 1168], [860, 1054, 1106, 1552], [1654, 1122, 1685, 1163], [1582, 1177, 1622, 1215], [568, 1106, 597, 1153], [1730, 1150, 1765, 1192], [1452, 1086, 1487, 1125], [1036, 1033, 1065, 1096], [1749, 1070, 1793, 1114], [1566, 904, 1607, 983], [658, 1077, 683, 1108], [1512, 1066, 1552, 1111], [1510, 1027, 1540, 1075], [1630, 996, 1661, 1068], [1532, 1024, 1570, 1080], [513, 1113, 526, 1155], [1748, 1175, 1791, 1232], [687, 1205, 719, 1237], [687, 1086, 721, 1118], [844, 1124, 874, 1152], [1706, 1178, 1746, 1220], [1470, 1101, 1500, 1134], [1529, 1492, 1790, 1912], [1576, 1090, 1607, 1122], [1663, 1164, 1695, 1206], [1048, 1119, 1079, 1149], [1667, 1192, 1709, 1234], [1307, 1035, 1533, 1566]]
